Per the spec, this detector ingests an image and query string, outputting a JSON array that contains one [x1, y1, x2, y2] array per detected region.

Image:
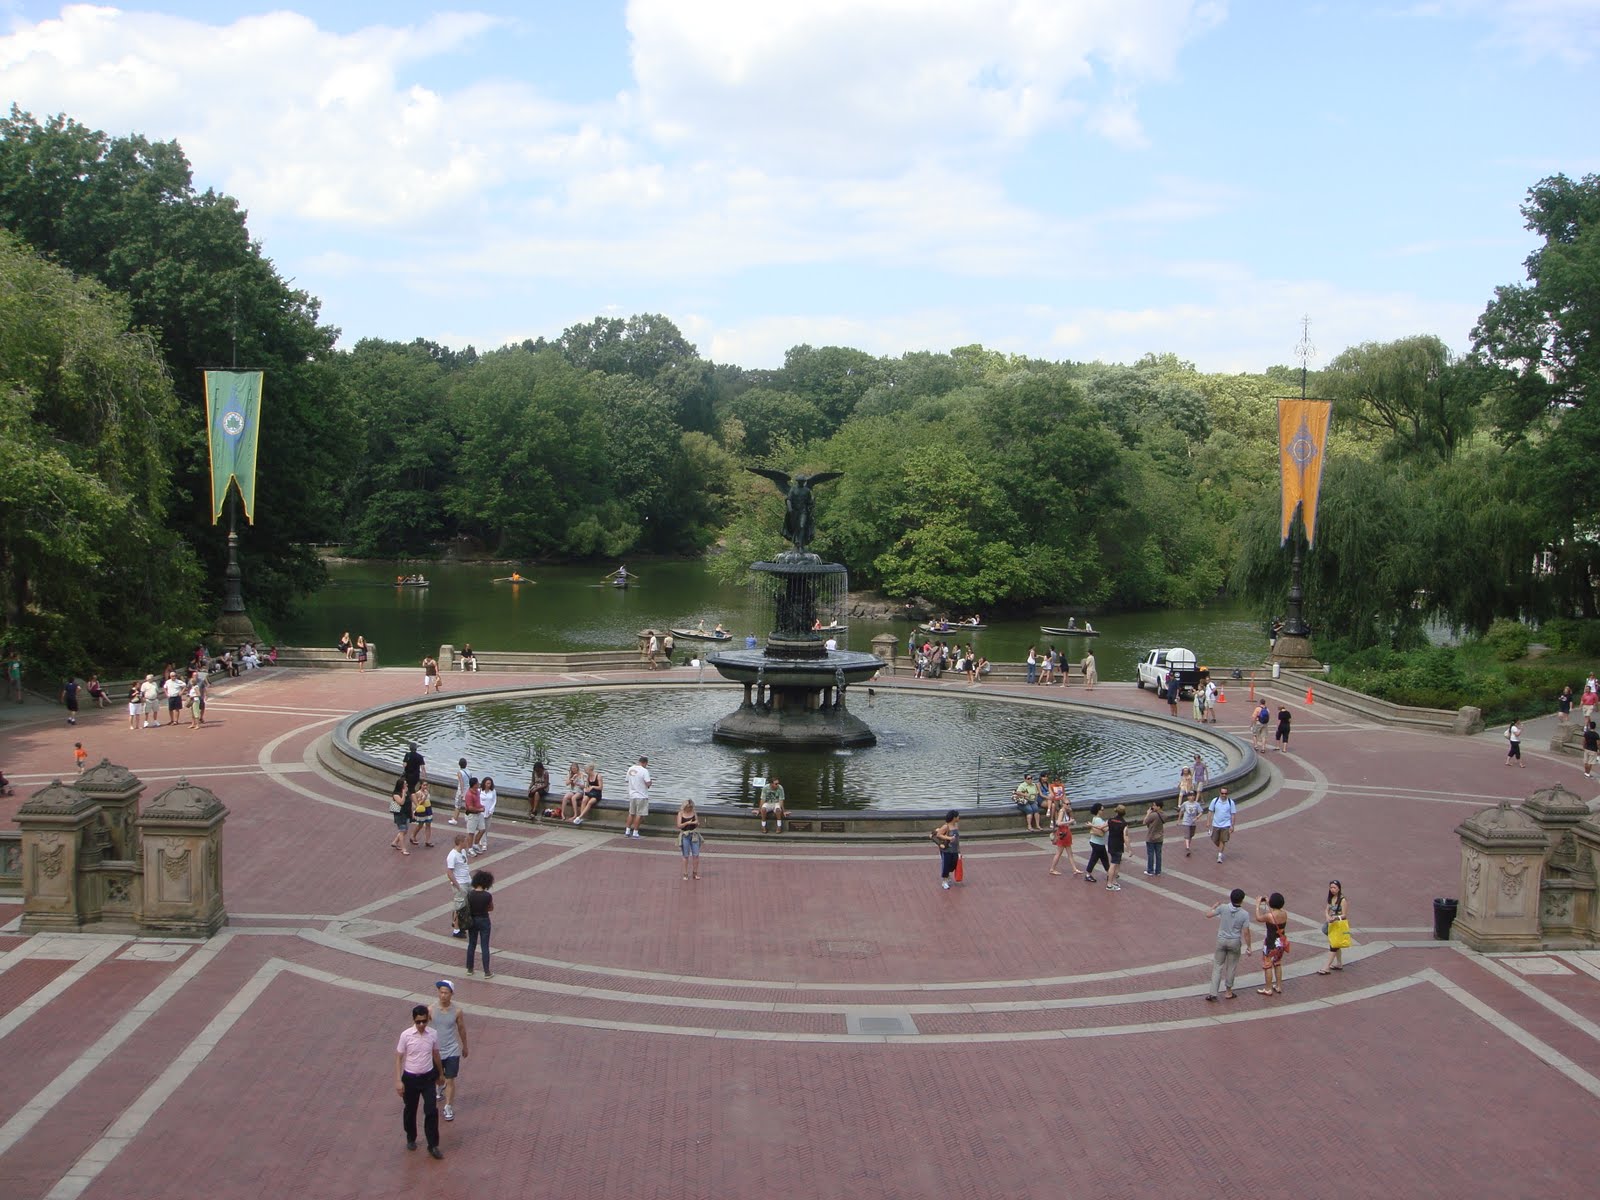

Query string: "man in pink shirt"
[[394, 1004, 445, 1159]]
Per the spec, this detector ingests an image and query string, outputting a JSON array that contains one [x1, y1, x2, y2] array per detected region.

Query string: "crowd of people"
[[910, 638, 989, 680]]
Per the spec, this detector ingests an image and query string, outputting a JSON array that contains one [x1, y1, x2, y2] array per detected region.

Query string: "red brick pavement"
[[2, 668, 1599, 1198]]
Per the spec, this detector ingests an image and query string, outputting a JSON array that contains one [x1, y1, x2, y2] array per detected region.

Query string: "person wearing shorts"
[[140, 674, 160, 728], [1179, 791, 1201, 857], [1583, 719, 1598, 778], [164, 672, 185, 725], [462, 778, 486, 854], [759, 775, 786, 833], [1014, 773, 1042, 833], [1207, 788, 1237, 863], [573, 764, 603, 825], [430, 980, 469, 1122], [1104, 804, 1128, 891], [389, 778, 414, 855], [624, 755, 652, 839], [677, 798, 702, 880]]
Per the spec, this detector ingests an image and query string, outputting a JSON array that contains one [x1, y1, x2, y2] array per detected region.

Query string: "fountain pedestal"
[[708, 551, 881, 748]]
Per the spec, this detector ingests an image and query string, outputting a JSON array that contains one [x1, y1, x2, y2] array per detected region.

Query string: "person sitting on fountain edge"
[[760, 775, 787, 833]]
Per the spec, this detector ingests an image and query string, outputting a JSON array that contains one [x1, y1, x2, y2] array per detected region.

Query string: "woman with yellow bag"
[[1317, 880, 1351, 974]]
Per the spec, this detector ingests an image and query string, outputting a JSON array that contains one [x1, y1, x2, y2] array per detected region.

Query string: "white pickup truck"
[[1136, 648, 1199, 700]]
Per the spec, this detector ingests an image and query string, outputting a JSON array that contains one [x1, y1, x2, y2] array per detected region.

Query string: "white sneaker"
[[447, 817, 458, 825], [443, 1104, 454, 1121], [1217, 853, 1224, 862], [572, 817, 582, 825], [941, 880, 951, 890], [776, 821, 783, 831]]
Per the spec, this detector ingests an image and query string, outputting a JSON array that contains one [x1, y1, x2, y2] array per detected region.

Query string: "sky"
[[1, 1, 1597, 372]]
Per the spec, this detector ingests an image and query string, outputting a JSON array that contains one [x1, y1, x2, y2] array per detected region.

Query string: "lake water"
[[276, 559, 1272, 679]]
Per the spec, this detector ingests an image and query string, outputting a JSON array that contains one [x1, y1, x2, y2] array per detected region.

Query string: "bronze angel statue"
[[747, 468, 843, 552]]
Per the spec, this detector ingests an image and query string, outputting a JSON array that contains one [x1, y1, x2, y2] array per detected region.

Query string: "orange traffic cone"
[[1305, 686, 1314, 705], [1217, 689, 1227, 703]]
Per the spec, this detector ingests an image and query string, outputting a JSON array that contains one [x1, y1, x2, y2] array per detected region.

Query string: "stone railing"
[[273, 645, 378, 668], [439, 645, 641, 673], [1274, 669, 1481, 734]]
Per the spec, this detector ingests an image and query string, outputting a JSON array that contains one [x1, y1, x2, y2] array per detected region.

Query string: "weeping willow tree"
[[1231, 445, 1538, 650]]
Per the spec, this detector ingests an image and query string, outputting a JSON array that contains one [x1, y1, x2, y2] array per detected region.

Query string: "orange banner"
[[1278, 398, 1332, 546]]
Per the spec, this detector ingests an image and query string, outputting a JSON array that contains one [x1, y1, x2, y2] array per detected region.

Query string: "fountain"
[[706, 469, 883, 747]]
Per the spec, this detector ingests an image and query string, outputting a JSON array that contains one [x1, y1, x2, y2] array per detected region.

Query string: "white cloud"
[[627, 0, 1226, 168], [1410, 1, 1600, 64], [0, 5, 578, 225], [1047, 276, 1484, 371]]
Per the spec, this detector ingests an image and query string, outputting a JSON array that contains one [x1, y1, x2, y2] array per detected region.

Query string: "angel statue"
[[746, 468, 844, 552]]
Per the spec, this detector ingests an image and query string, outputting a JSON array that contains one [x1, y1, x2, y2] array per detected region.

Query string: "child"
[[74, 742, 88, 773], [1179, 787, 1202, 857], [1048, 800, 1078, 876]]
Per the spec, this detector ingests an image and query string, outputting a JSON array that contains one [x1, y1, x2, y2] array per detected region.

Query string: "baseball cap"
[[434, 979, 453, 993]]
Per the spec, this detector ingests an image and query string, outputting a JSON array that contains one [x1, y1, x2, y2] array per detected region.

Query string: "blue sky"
[[2, 1, 1597, 370]]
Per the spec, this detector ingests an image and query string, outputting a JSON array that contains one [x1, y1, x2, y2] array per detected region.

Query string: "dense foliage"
[[1, 106, 1596, 679]]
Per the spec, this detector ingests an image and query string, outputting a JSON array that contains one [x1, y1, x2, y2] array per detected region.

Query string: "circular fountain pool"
[[345, 682, 1246, 814]]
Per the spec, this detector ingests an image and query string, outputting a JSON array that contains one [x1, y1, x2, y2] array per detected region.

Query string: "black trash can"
[[1433, 897, 1459, 941]]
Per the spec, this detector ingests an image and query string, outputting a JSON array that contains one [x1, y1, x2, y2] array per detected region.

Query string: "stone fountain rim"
[[331, 678, 1260, 819]]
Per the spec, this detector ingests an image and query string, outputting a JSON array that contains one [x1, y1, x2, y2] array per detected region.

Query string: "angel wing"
[[745, 467, 793, 489], [795, 471, 844, 488]]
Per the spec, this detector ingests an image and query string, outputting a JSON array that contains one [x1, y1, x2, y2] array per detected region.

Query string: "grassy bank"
[[1328, 619, 1600, 726]]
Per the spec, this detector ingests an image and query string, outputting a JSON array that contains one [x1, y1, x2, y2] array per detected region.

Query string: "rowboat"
[[493, 574, 533, 584], [916, 621, 986, 633], [1040, 626, 1098, 637], [393, 578, 429, 588], [813, 623, 847, 635], [671, 627, 733, 642]]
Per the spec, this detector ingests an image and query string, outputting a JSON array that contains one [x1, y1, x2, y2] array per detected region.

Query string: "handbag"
[[1328, 918, 1352, 949], [953, 856, 964, 883]]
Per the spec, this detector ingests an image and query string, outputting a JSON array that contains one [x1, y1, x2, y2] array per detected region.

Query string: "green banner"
[[204, 370, 264, 523]]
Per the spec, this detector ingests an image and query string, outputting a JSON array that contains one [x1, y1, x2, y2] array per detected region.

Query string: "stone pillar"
[[1452, 800, 1548, 951], [17, 781, 100, 932], [871, 633, 897, 675], [76, 759, 144, 860], [76, 759, 146, 932], [1571, 814, 1600, 946], [136, 778, 228, 938], [1523, 784, 1596, 944]]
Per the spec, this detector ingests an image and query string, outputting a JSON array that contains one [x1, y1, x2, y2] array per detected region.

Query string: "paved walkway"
[[2, 668, 1599, 1199]]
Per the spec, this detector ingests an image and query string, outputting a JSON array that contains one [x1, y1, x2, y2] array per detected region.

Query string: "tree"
[[0, 107, 350, 620], [336, 340, 456, 554], [0, 231, 201, 670], [1474, 173, 1600, 616], [1321, 335, 1484, 460]]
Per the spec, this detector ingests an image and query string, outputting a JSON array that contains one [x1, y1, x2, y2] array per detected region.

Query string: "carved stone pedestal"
[[1452, 800, 1548, 951], [136, 778, 228, 938], [1524, 785, 1596, 944], [17, 782, 100, 933]]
